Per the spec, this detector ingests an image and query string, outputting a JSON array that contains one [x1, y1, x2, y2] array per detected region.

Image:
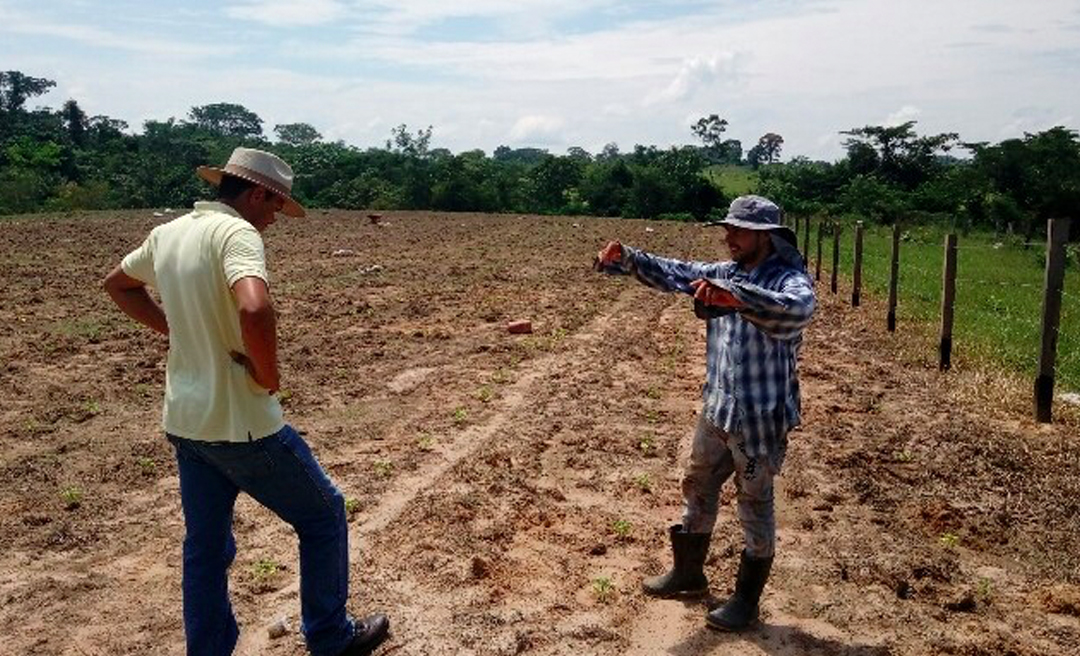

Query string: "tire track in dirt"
[[237, 286, 649, 655]]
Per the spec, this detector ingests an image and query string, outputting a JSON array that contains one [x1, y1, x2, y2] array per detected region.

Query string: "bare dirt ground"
[[1, 209, 1079, 656]]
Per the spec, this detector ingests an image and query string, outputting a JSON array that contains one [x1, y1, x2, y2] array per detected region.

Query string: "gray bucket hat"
[[708, 195, 796, 246], [708, 194, 806, 270]]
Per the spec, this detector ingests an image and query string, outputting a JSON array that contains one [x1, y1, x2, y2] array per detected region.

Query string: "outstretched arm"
[[595, 240, 728, 295], [103, 266, 168, 336]]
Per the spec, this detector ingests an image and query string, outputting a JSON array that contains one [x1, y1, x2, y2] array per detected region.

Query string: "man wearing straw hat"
[[595, 195, 816, 631], [103, 147, 390, 656]]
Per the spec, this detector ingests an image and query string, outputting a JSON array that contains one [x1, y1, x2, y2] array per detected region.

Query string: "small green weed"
[[476, 385, 493, 403], [373, 459, 394, 478], [612, 519, 632, 539], [60, 486, 83, 509], [976, 577, 993, 602], [344, 497, 360, 514], [252, 558, 279, 578], [136, 457, 156, 473], [638, 434, 656, 455], [417, 433, 435, 451], [633, 473, 653, 492], [452, 407, 468, 425], [646, 386, 661, 400], [940, 532, 960, 548], [591, 576, 615, 603]]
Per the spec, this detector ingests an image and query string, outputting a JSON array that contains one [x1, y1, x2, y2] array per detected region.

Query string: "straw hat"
[[197, 147, 305, 217]]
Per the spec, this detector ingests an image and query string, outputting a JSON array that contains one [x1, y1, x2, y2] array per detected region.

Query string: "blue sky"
[[2, 0, 1078, 160]]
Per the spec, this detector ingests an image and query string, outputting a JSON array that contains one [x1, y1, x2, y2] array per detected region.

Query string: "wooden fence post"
[[1035, 218, 1069, 423], [939, 234, 958, 370], [815, 220, 824, 281], [887, 224, 900, 332], [831, 223, 841, 294], [852, 221, 864, 307], [803, 214, 811, 261]]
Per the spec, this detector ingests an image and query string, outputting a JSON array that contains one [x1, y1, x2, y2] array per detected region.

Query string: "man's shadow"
[[665, 596, 892, 656]]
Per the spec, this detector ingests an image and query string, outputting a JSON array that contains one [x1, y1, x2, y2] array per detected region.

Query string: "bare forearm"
[[107, 287, 169, 336], [239, 306, 279, 392]]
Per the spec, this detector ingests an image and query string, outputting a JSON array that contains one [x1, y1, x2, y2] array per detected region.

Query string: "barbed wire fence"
[[790, 215, 1076, 423]]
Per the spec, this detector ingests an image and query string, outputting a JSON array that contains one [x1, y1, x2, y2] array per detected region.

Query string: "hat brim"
[[705, 217, 797, 246], [197, 165, 306, 218]]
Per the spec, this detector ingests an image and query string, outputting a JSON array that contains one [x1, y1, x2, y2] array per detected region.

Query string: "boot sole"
[[704, 614, 757, 632]]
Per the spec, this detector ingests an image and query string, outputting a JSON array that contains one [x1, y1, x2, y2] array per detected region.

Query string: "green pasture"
[[802, 219, 1079, 393], [705, 165, 759, 197]]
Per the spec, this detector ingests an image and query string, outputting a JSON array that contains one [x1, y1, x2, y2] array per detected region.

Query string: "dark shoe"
[[705, 551, 773, 631], [641, 524, 710, 598], [337, 614, 390, 656]]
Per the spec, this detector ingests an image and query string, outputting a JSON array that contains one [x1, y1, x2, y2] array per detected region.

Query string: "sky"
[[2, 0, 1079, 160]]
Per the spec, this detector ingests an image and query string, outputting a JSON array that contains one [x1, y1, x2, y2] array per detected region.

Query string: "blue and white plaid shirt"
[[615, 246, 816, 468]]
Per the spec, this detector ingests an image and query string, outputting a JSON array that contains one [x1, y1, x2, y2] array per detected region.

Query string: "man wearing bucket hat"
[[103, 147, 390, 656], [595, 195, 815, 631]]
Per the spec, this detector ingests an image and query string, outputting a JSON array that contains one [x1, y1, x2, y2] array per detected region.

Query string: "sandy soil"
[[1, 209, 1078, 656]]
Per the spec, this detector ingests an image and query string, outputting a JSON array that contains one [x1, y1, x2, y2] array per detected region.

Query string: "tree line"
[[1, 70, 1077, 240]]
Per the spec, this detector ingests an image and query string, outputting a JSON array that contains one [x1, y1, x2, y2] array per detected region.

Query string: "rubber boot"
[[705, 550, 773, 631], [641, 524, 710, 597]]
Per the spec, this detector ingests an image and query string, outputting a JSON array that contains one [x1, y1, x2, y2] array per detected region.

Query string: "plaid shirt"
[[616, 246, 816, 467]]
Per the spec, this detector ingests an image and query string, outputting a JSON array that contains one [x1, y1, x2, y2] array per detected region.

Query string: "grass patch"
[[705, 165, 759, 197]]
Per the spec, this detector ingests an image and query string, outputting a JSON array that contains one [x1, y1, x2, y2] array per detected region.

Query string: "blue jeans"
[[169, 425, 355, 656]]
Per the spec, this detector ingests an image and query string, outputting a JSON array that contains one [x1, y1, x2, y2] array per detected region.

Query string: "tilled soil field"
[[1, 209, 1078, 656]]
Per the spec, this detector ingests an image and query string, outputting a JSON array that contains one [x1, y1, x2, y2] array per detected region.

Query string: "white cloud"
[[647, 53, 740, 105], [0, 4, 233, 57], [508, 115, 565, 143], [885, 106, 922, 127], [3, 0, 1079, 159], [225, 0, 349, 26]]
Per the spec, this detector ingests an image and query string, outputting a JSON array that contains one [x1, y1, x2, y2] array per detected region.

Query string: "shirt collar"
[[193, 201, 242, 218]]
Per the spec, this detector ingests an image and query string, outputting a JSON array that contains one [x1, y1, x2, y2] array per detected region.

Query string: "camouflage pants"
[[681, 413, 779, 559]]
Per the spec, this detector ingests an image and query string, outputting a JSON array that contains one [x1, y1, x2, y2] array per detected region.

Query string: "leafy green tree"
[[965, 126, 1080, 237], [387, 124, 432, 158], [530, 154, 585, 213], [580, 160, 633, 216], [61, 100, 88, 147], [757, 133, 784, 164], [718, 139, 742, 165], [841, 121, 958, 189], [839, 174, 907, 222], [0, 71, 56, 113], [187, 103, 264, 138], [493, 145, 548, 165], [597, 142, 621, 162], [430, 150, 500, 212], [274, 122, 321, 146], [627, 165, 679, 218], [757, 157, 848, 215], [566, 146, 592, 161], [691, 114, 729, 163]]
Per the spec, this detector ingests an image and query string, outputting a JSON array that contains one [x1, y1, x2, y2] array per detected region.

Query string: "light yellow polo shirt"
[[122, 201, 285, 442]]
